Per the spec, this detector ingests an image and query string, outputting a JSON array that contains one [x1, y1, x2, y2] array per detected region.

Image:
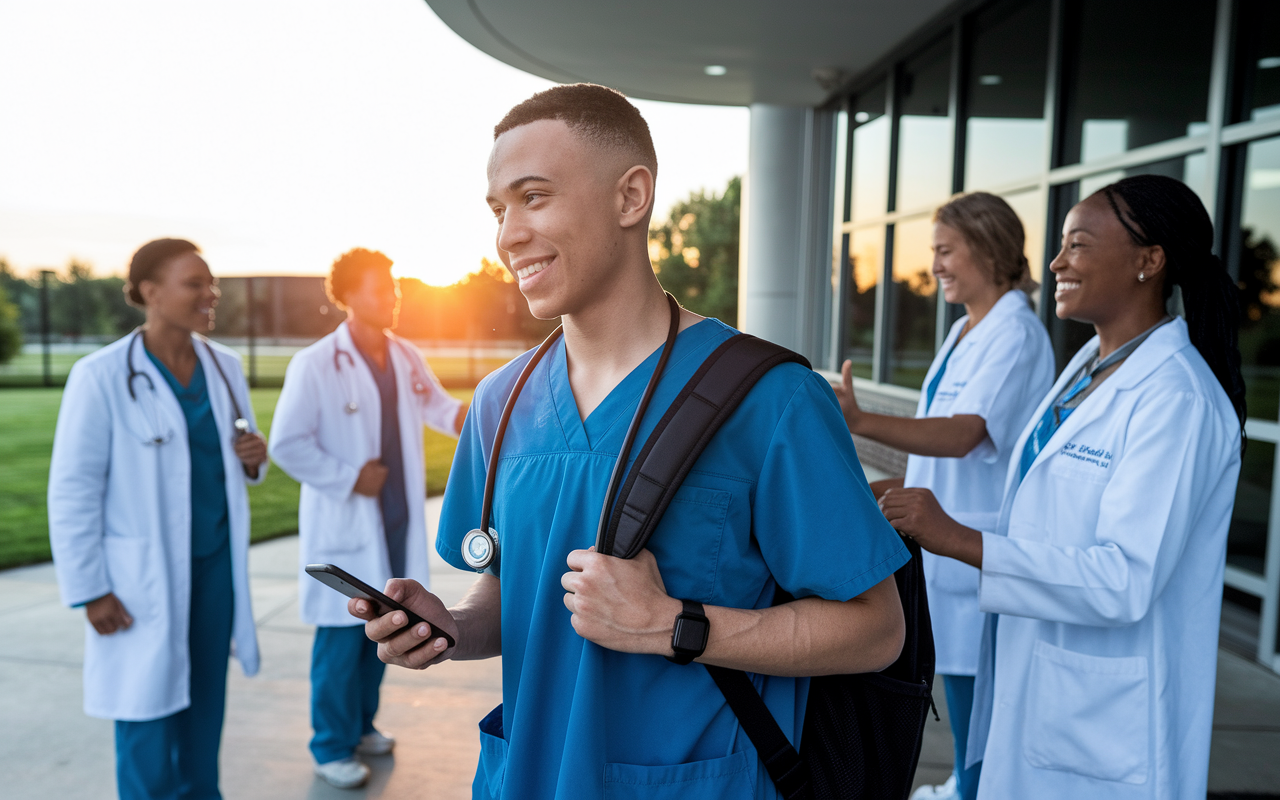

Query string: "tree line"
[[0, 175, 743, 364]]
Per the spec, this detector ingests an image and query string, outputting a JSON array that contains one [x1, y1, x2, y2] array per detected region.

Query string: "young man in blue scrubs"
[[352, 84, 909, 800]]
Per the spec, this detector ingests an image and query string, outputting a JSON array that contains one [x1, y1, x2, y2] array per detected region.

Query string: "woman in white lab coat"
[[268, 248, 464, 789], [835, 192, 1053, 800], [882, 174, 1246, 800], [48, 238, 267, 800]]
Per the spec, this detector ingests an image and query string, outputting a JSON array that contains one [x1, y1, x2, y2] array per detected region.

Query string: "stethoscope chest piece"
[[461, 528, 499, 572]]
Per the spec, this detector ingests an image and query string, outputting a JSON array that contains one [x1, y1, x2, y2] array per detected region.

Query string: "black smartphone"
[[305, 563, 455, 648]]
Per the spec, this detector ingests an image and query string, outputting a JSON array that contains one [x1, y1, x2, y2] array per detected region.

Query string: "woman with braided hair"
[[880, 174, 1244, 799]]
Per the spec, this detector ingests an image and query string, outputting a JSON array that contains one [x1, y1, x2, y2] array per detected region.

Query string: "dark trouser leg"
[[942, 674, 983, 800], [359, 632, 386, 737], [310, 625, 372, 763], [115, 716, 179, 800], [175, 540, 234, 800]]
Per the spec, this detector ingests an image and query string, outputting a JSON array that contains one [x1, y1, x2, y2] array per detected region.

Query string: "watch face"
[[673, 616, 709, 653]]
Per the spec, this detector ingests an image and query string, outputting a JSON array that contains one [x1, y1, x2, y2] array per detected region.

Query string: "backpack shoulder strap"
[[596, 333, 810, 558]]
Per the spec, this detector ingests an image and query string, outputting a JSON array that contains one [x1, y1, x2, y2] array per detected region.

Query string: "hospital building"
[[425, 0, 1280, 675]]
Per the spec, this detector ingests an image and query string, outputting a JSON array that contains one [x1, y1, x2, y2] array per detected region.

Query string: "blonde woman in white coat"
[[269, 248, 464, 789], [882, 175, 1245, 799], [49, 238, 267, 800], [835, 192, 1053, 800]]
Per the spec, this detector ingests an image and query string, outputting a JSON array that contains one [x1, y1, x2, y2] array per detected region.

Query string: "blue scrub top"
[[147, 351, 229, 558], [355, 343, 410, 578], [437, 319, 908, 800]]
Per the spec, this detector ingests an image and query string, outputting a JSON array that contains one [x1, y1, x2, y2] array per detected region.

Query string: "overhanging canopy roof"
[[425, 0, 958, 107]]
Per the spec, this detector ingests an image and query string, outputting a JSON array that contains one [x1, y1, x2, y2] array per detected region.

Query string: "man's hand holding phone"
[[349, 578, 459, 670]]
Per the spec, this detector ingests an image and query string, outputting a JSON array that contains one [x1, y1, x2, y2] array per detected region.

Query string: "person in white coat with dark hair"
[[49, 238, 267, 800], [881, 174, 1246, 799], [269, 248, 465, 789], [835, 192, 1053, 800]]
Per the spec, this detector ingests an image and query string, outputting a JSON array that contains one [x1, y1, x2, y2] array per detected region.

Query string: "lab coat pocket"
[[1023, 640, 1149, 784], [476, 705, 507, 797], [310, 494, 378, 555], [603, 749, 754, 800], [103, 537, 156, 622]]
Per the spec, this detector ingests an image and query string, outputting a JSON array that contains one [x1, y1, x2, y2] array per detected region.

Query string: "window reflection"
[[844, 228, 883, 378], [851, 81, 890, 223], [896, 38, 952, 212], [1237, 136, 1280, 423], [1078, 154, 1211, 215], [888, 216, 938, 388], [1229, 440, 1273, 577], [1059, 0, 1216, 166], [1000, 189, 1047, 312], [1236, 0, 1280, 122], [964, 0, 1051, 189]]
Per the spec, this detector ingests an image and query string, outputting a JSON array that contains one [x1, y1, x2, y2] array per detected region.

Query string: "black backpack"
[[597, 333, 937, 800]]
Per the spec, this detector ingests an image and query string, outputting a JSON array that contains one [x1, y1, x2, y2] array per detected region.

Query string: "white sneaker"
[[910, 773, 958, 800], [356, 730, 395, 756], [314, 756, 371, 789]]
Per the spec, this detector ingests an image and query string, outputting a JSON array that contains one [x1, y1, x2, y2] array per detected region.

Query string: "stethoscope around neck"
[[333, 335, 432, 415], [460, 294, 681, 572], [126, 329, 250, 445]]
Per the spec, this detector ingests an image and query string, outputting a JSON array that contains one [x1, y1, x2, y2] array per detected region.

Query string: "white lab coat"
[[904, 289, 1053, 675], [968, 317, 1241, 799], [268, 322, 462, 627], [48, 334, 264, 721]]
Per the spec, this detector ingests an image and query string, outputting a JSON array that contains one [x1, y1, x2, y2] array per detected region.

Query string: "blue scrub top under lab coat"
[[437, 319, 909, 800], [355, 343, 410, 578], [147, 351, 229, 558]]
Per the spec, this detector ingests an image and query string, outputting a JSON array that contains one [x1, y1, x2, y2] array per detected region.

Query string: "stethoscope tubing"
[[474, 293, 681, 560], [333, 337, 431, 414], [126, 328, 250, 437]]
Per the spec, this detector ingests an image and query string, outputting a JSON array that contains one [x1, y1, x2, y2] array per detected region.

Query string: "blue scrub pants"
[[114, 541, 234, 800], [942, 674, 983, 800], [309, 625, 386, 764]]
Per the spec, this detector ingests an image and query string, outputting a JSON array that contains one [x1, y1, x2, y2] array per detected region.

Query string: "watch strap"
[[666, 599, 709, 665]]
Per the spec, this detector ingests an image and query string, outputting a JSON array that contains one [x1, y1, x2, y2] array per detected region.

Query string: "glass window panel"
[[844, 227, 883, 378], [1078, 154, 1212, 213], [888, 216, 938, 388], [1001, 188, 1048, 312], [851, 81, 890, 223], [964, 0, 1051, 189], [896, 38, 953, 212], [1237, 136, 1280, 422], [1059, 0, 1216, 166], [1235, 0, 1280, 123], [1228, 440, 1273, 576]]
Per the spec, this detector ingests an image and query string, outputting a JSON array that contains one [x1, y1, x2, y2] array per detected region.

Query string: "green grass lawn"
[[0, 387, 470, 570]]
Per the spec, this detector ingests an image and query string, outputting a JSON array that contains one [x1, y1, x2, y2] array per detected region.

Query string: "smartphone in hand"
[[305, 563, 456, 648]]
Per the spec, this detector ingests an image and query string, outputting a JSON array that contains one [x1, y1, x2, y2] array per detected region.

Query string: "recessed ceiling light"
[[704, 65, 727, 76], [979, 74, 1002, 85], [1260, 57, 1280, 70], [854, 111, 870, 123]]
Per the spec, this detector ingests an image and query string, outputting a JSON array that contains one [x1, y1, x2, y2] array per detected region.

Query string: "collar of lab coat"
[[944, 288, 1034, 357], [1004, 316, 1192, 498]]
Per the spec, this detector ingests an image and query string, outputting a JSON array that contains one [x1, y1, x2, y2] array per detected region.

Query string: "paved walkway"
[[3, 497, 1279, 798]]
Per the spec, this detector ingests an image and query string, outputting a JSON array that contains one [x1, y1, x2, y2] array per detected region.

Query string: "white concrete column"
[[739, 104, 836, 362]]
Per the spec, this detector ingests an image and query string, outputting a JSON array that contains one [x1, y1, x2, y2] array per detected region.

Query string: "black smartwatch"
[[666, 599, 709, 665]]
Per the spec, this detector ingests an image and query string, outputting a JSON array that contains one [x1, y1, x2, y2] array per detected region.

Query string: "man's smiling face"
[[486, 119, 628, 321]]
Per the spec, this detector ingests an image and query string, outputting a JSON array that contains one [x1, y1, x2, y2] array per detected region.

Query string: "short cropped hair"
[[494, 83, 658, 178], [126, 238, 200, 306], [326, 248, 393, 307]]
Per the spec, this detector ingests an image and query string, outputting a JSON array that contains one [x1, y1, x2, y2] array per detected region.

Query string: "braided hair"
[[1095, 174, 1246, 431]]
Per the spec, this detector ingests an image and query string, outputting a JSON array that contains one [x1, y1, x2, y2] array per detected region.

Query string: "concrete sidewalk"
[[3, 496, 1280, 798]]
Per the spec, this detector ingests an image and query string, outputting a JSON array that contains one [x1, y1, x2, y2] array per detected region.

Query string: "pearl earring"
[[1138, 272, 1146, 282]]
